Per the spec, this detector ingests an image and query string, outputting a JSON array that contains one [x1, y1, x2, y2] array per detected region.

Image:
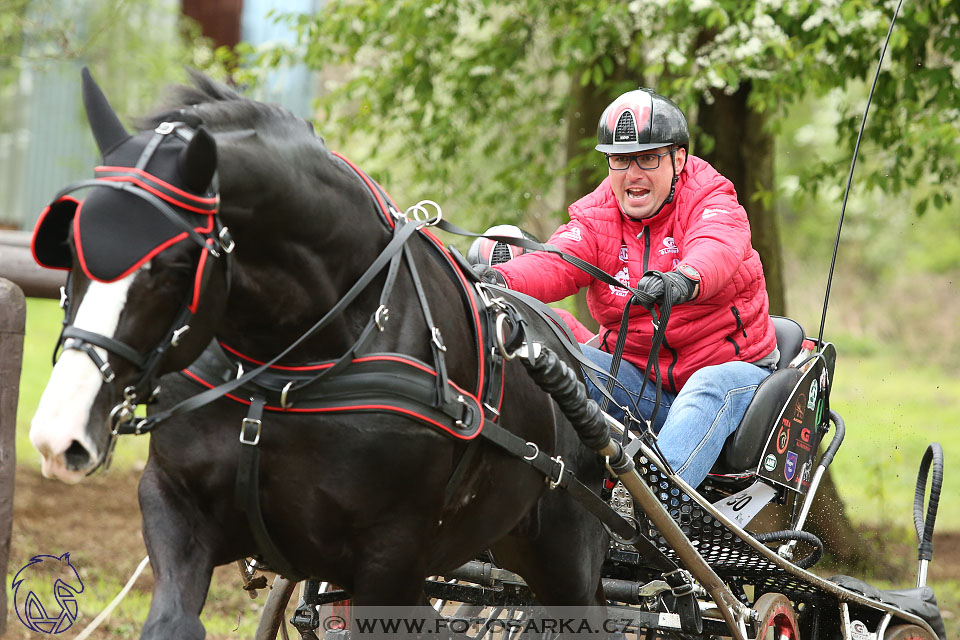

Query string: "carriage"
[[27, 69, 946, 640]]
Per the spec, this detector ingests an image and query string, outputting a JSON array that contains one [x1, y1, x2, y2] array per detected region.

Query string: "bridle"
[[48, 122, 234, 469]]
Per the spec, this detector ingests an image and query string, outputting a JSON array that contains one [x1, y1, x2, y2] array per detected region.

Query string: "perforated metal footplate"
[[632, 455, 821, 602]]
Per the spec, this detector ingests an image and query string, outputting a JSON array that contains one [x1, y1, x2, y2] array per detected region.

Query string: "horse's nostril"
[[64, 441, 91, 470]]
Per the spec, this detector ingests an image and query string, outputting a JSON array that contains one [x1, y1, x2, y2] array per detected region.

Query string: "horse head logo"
[[12, 553, 85, 634]]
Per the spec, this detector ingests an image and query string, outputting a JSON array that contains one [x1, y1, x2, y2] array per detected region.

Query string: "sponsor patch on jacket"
[[658, 236, 679, 255], [619, 245, 628, 262], [559, 227, 581, 242], [702, 207, 729, 219], [609, 265, 630, 297]]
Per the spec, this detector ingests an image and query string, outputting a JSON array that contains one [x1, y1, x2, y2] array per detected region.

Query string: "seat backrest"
[[711, 316, 806, 475], [772, 315, 805, 370]]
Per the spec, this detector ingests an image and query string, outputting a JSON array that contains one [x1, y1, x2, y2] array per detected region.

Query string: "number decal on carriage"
[[712, 482, 777, 527]]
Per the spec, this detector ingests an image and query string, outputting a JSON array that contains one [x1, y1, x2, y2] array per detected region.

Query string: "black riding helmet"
[[596, 89, 689, 216], [595, 88, 689, 154]]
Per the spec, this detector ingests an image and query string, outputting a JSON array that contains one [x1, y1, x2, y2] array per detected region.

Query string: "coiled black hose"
[[752, 530, 823, 569], [519, 345, 611, 452]]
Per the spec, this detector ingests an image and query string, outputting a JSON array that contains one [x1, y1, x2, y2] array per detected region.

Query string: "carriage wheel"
[[883, 624, 937, 640], [753, 592, 799, 640]]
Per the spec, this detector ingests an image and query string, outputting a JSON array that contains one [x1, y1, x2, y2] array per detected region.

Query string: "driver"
[[475, 88, 779, 488]]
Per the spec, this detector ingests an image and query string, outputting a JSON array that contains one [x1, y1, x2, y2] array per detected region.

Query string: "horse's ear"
[[179, 127, 217, 193], [81, 67, 130, 157]]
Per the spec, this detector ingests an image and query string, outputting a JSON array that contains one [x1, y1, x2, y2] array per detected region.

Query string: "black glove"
[[634, 270, 697, 306], [472, 264, 507, 287]]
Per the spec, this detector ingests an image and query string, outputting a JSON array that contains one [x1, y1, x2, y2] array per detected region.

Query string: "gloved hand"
[[472, 264, 507, 287], [634, 270, 697, 306]]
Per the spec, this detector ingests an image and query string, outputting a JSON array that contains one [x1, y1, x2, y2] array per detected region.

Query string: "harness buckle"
[[240, 417, 262, 446], [280, 381, 294, 410], [374, 305, 390, 331], [453, 395, 475, 429], [218, 226, 235, 254], [155, 122, 177, 135], [171, 325, 190, 347], [431, 327, 447, 352], [99, 361, 116, 383], [548, 455, 565, 490]]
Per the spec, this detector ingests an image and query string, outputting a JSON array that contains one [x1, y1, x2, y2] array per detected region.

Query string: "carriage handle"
[[914, 442, 943, 588]]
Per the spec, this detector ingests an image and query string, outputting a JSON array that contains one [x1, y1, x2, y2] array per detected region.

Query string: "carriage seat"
[[711, 316, 806, 474]]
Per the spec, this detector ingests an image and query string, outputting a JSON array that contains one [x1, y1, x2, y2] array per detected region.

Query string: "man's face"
[[608, 146, 686, 220]]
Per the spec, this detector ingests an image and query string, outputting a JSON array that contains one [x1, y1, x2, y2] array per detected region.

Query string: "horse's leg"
[[137, 464, 215, 640]]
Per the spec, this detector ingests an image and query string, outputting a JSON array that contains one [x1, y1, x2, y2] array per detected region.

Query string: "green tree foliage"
[[270, 0, 959, 223]]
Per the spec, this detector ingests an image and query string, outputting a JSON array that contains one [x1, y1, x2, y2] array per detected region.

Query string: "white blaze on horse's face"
[[30, 273, 137, 483]]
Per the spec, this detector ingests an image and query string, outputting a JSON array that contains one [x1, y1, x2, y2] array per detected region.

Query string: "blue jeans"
[[580, 345, 772, 488]]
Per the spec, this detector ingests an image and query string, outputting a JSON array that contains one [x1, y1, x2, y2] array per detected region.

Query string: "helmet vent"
[[491, 242, 513, 265], [614, 111, 637, 143]]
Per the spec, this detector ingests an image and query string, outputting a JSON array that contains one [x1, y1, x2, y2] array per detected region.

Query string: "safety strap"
[[235, 395, 304, 580]]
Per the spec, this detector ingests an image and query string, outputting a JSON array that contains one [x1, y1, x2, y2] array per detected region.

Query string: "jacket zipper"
[[638, 227, 651, 272]]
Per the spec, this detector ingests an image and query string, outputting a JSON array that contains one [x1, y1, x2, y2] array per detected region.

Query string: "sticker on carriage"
[[808, 378, 818, 410], [763, 454, 777, 472], [784, 451, 798, 481], [794, 426, 812, 452], [792, 393, 806, 423], [848, 619, 872, 640], [775, 419, 790, 454], [712, 481, 777, 528]]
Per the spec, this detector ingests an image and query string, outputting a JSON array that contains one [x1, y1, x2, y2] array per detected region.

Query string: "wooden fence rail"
[[0, 230, 66, 300]]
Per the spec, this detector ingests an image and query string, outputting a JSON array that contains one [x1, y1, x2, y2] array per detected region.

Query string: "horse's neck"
[[215, 213, 395, 362]]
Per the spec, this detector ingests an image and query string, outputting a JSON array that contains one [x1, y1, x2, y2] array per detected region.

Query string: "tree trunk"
[[698, 85, 869, 567], [696, 83, 785, 316], [561, 77, 613, 333]]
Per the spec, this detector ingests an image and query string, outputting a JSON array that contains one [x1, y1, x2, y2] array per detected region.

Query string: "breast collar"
[[181, 152, 507, 439]]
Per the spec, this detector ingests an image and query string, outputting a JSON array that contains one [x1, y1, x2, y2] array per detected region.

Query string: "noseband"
[[49, 122, 234, 470]]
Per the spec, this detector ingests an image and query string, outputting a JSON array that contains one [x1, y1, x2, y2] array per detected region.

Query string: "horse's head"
[[30, 69, 232, 482]]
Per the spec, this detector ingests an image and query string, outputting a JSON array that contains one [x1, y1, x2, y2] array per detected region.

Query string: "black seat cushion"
[[713, 367, 803, 474], [771, 315, 805, 370], [829, 575, 946, 639]]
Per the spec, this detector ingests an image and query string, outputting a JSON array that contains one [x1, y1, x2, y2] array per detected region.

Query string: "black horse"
[[29, 70, 610, 637]]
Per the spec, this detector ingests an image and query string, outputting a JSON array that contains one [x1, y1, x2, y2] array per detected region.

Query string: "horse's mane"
[[135, 70, 317, 140]]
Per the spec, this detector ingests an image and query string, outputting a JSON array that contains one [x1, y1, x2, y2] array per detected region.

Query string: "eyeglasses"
[[606, 150, 672, 171]]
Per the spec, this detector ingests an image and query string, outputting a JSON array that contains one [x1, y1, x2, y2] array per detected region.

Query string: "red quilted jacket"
[[496, 155, 776, 391]]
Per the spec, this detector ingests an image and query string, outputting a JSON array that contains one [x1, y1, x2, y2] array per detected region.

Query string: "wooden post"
[[0, 277, 26, 637]]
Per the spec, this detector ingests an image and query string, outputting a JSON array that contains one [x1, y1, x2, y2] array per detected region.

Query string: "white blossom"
[[689, 0, 712, 12], [666, 49, 687, 67]]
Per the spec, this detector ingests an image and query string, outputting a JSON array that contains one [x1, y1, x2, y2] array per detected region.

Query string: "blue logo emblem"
[[784, 452, 798, 482], [12, 553, 84, 634]]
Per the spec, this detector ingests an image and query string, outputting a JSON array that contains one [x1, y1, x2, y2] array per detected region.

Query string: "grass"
[[827, 339, 960, 531]]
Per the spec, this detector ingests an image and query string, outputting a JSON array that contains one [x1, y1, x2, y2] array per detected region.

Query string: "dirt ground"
[[5, 466, 958, 638]]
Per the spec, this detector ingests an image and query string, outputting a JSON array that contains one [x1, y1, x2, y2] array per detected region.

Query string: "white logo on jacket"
[[609, 265, 630, 297], [559, 227, 581, 241], [702, 207, 729, 219], [619, 246, 628, 262], [659, 237, 679, 255]]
